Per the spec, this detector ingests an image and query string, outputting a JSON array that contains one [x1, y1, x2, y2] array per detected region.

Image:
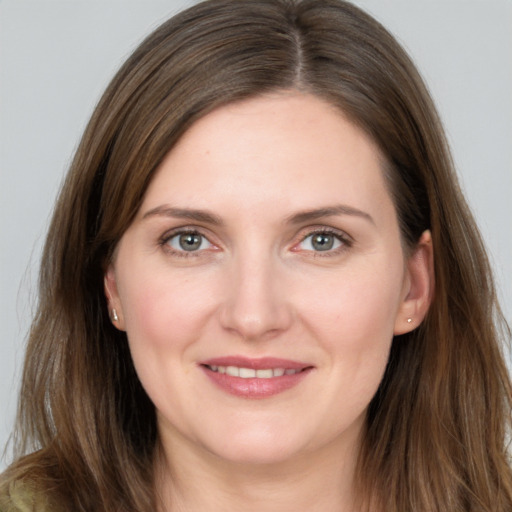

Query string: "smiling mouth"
[[199, 358, 313, 398], [203, 365, 304, 378]]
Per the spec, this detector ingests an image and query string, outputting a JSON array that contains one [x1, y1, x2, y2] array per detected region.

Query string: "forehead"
[[140, 92, 394, 224]]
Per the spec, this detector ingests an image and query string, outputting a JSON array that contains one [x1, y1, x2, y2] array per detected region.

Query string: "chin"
[[213, 443, 303, 466], [199, 425, 315, 466]]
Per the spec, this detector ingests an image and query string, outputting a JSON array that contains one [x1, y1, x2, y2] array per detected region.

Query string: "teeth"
[[239, 368, 256, 378], [256, 369, 273, 378], [226, 366, 239, 377], [208, 365, 300, 378]]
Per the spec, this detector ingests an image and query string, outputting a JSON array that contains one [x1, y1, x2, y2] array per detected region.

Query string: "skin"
[[105, 92, 433, 511]]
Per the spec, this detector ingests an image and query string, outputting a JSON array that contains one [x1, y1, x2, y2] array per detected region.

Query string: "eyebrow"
[[142, 205, 224, 226], [286, 205, 375, 225], [142, 204, 374, 227]]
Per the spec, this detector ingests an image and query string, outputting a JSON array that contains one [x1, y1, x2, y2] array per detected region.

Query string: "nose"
[[218, 252, 293, 342]]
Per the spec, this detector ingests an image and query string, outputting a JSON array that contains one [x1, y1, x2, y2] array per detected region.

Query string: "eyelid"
[[159, 226, 219, 256], [291, 225, 353, 254], [158, 224, 352, 257]]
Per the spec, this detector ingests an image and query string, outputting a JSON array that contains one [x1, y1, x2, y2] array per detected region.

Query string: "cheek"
[[298, 257, 404, 392], [116, 267, 221, 416], [118, 266, 219, 355], [306, 263, 402, 336]]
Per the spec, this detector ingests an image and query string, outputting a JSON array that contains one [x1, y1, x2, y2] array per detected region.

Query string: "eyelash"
[[159, 228, 215, 258], [159, 226, 353, 258], [294, 227, 353, 257]]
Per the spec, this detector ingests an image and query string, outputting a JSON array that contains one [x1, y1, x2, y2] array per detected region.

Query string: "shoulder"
[[0, 478, 54, 512]]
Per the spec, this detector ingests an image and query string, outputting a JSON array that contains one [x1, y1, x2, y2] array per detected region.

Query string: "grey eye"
[[312, 233, 335, 251], [299, 232, 342, 252], [168, 232, 211, 252]]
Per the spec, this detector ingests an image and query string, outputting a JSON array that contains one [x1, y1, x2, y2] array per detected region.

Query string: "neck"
[[155, 428, 364, 512]]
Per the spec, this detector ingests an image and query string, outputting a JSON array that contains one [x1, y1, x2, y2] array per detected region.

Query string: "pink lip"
[[199, 356, 314, 399]]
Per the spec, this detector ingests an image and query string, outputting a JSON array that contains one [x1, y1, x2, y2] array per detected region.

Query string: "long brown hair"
[[2, 1, 511, 510]]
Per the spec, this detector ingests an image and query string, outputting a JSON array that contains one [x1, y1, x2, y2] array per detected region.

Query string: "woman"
[[1, 0, 511, 510]]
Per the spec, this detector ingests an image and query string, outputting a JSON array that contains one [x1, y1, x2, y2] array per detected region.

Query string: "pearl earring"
[[407, 318, 412, 324], [110, 308, 119, 323]]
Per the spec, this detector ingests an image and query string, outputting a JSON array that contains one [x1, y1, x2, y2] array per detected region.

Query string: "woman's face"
[[106, 92, 430, 466]]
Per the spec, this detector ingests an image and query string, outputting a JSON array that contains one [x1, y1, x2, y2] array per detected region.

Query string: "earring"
[[407, 318, 412, 324], [110, 308, 119, 323]]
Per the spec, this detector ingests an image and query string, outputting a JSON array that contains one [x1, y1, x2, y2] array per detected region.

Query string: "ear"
[[394, 230, 435, 335], [104, 264, 126, 331]]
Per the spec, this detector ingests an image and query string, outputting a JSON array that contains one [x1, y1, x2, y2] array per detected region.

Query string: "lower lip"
[[201, 366, 312, 399]]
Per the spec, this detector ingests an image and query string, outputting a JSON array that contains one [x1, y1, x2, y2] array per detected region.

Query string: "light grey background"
[[1, 1, 511, 469]]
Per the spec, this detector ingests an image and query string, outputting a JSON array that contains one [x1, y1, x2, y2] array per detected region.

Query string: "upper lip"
[[200, 356, 312, 371]]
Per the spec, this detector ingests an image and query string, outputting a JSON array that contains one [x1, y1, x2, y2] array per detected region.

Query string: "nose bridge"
[[219, 242, 291, 341]]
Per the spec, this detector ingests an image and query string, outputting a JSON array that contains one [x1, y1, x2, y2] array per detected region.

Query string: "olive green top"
[[0, 480, 53, 512]]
